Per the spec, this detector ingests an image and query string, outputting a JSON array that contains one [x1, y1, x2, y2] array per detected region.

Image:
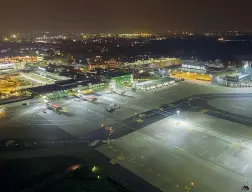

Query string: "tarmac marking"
[[136, 118, 144, 123], [89, 140, 100, 147], [0, 111, 5, 117], [241, 165, 249, 173], [200, 109, 209, 114], [172, 145, 185, 152], [231, 141, 243, 149], [117, 155, 125, 161], [6, 140, 15, 145], [233, 105, 246, 110], [109, 158, 118, 165]]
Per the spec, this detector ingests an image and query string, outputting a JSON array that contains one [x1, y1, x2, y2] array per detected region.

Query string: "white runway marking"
[[233, 105, 246, 110]]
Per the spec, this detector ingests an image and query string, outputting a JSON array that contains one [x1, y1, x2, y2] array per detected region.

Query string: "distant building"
[[0, 63, 14, 71], [225, 74, 251, 83], [133, 78, 175, 91], [125, 57, 181, 68], [181, 60, 207, 71], [100, 71, 133, 86], [0, 56, 43, 71], [217, 73, 252, 87]]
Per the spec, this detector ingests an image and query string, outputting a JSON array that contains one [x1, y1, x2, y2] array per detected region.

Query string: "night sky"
[[0, 0, 251, 34]]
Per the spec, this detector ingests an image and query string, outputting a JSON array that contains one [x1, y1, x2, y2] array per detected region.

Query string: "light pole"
[[176, 110, 180, 116]]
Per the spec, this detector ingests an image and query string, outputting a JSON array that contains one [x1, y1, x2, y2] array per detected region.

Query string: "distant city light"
[[67, 164, 81, 171], [11, 34, 17, 38]]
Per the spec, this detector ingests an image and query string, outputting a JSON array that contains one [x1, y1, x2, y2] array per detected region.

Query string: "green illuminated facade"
[[102, 72, 133, 87], [112, 74, 133, 86]]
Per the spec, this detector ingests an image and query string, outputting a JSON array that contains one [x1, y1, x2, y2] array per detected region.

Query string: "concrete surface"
[[97, 111, 252, 192]]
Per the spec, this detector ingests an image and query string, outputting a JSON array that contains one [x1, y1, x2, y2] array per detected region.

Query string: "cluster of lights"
[[0, 76, 22, 94], [113, 75, 133, 85], [136, 81, 174, 91], [36, 35, 67, 40], [0, 108, 5, 117], [125, 57, 181, 67], [88, 63, 122, 69], [171, 71, 212, 82], [118, 33, 152, 38], [0, 56, 43, 64], [21, 73, 54, 85], [2, 34, 19, 41]]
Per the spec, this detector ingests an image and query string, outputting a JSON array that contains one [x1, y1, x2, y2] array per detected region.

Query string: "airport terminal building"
[[125, 58, 181, 68], [176, 60, 224, 73], [133, 78, 175, 91], [217, 73, 252, 87], [0, 63, 14, 71]]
